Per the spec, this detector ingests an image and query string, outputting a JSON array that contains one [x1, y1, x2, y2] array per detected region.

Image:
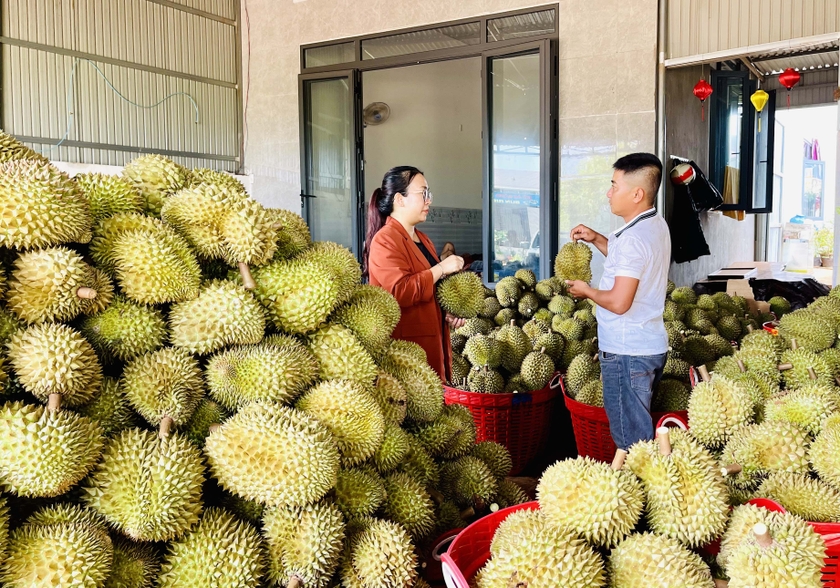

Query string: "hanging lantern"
[[693, 79, 713, 121], [779, 68, 801, 107], [750, 89, 769, 132]]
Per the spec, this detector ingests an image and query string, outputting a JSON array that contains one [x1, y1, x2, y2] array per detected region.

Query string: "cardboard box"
[[726, 279, 770, 314]]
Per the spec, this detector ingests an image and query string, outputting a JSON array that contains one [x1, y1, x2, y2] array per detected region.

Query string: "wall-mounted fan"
[[363, 102, 391, 126]]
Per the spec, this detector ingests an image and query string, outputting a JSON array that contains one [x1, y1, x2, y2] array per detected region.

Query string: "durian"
[[75, 172, 144, 222], [436, 271, 485, 319], [554, 241, 593, 283], [122, 154, 188, 216]]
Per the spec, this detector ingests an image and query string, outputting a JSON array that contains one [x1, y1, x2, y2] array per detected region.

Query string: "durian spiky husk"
[[296, 379, 385, 467], [625, 429, 730, 548], [83, 428, 205, 542], [121, 347, 204, 427], [158, 507, 264, 588], [266, 208, 312, 260], [607, 532, 714, 588], [307, 323, 378, 387], [763, 385, 839, 435], [382, 471, 436, 539], [0, 130, 47, 163], [0, 159, 92, 249], [122, 154, 189, 216], [333, 284, 401, 356], [757, 472, 840, 522], [89, 212, 164, 277], [720, 503, 826, 588], [7, 322, 102, 407], [80, 295, 168, 363], [334, 468, 387, 519], [476, 511, 605, 588], [554, 241, 593, 283], [253, 257, 339, 334], [373, 422, 412, 473], [188, 168, 246, 194], [348, 518, 418, 588], [687, 374, 754, 449], [436, 271, 485, 319], [169, 280, 265, 355], [538, 456, 644, 548], [720, 420, 811, 489], [378, 340, 444, 423], [1, 514, 113, 588], [439, 456, 499, 510], [111, 226, 202, 304], [369, 370, 408, 425], [106, 537, 160, 588], [470, 441, 513, 480], [0, 401, 104, 497], [263, 501, 345, 588], [75, 172, 144, 222], [206, 339, 318, 410], [810, 413, 840, 489], [295, 241, 361, 304], [77, 377, 138, 436], [6, 246, 101, 324], [204, 401, 340, 508]]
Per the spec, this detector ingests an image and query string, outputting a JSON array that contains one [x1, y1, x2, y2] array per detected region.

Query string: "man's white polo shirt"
[[595, 208, 671, 356]]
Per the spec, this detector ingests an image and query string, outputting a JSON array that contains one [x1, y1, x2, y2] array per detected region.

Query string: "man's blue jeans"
[[599, 350, 668, 451]]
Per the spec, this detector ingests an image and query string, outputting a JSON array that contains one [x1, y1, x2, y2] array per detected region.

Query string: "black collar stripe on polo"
[[615, 210, 656, 239]]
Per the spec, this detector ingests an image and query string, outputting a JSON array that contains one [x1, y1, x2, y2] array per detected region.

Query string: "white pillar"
[[834, 43, 840, 287]]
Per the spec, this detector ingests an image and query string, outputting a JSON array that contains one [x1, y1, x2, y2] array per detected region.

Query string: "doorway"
[[768, 103, 838, 286], [363, 58, 484, 268]]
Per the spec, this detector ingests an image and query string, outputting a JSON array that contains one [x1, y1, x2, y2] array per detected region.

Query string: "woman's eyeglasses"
[[406, 188, 433, 204]]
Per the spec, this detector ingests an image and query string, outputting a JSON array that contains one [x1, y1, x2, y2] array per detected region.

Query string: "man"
[[566, 153, 671, 451]]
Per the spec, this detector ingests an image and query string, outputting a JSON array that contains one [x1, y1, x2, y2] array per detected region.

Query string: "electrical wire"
[[242, 0, 252, 160], [41, 57, 201, 152]]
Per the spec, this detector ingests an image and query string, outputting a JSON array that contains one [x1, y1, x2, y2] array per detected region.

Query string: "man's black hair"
[[613, 152, 662, 200]]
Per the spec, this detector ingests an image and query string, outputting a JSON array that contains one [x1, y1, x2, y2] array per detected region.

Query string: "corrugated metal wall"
[[1, 0, 240, 171], [668, 0, 840, 59]]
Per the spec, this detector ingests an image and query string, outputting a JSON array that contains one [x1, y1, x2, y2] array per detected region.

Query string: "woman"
[[364, 166, 465, 382]]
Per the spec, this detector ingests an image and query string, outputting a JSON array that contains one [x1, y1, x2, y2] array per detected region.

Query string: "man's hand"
[[445, 312, 466, 330], [565, 280, 591, 300], [569, 224, 609, 256], [570, 224, 598, 243]]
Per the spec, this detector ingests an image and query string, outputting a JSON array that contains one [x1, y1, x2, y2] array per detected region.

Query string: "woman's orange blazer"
[[368, 216, 452, 383]]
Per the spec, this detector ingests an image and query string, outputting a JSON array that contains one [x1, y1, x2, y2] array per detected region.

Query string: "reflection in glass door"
[[300, 73, 359, 252], [484, 42, 555, 283]]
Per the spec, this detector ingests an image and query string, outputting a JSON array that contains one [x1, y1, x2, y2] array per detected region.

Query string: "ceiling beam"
[[740, 57, 766, 81]]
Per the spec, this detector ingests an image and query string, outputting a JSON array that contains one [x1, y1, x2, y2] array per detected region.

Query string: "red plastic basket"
[[443, 374, 562, 475], [563, 389, 688, 462], [440, 501, 539, 588], [749, 498, 840, 586]]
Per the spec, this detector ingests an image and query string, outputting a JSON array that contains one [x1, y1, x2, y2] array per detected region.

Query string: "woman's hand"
[[445, 312, 466, 330], [438, 255, 464, 276]]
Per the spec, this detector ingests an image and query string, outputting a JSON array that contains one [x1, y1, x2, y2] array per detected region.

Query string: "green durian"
[[121, 347, 204, 427], [370, 370, 408, 425], [7, 322, 102, 407], [763, 385, 839, 435], [467, 366, 505, 393], [84, 427, 205, 541], [440, 456, 498, 509], [494, 276, 521, 308], [688, 374, 754, 449], [437, 271, 485, 319], [80, 296, 168, 363], [77, 377, 138, 436], [182, 399, 228, 448], [810, 413, 840, 488], [346, 518, 418, 588], [554, 241, 593, 283], [757, 472, 840, 522], [122, 154, 188, 216], [169, 280, 265, 355], [383, 472, 436, 539], [0, 160, 92, 249], [267, 208, 312, 260], [106, 537, 160, 588], [608, 533, 714, 588], [333, 284, 401, 355], [334, 468, 386, 519], [470, 441, 513, 480], [0, 130, 47, 163], [75, 172, 144, 222], [158, 507, 264, 588], [206, 340, 318, 410], [307, 323, 377, 386], [205, 402, 340, 507], [295, 241, 361, 304], [0, 401, 104, 497]]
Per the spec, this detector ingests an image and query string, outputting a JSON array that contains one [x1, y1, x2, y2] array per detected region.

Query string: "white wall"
[[363, 58, 483, 210]]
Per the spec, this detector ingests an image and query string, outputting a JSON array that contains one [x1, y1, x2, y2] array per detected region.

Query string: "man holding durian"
[[565, 153, 671, 450]]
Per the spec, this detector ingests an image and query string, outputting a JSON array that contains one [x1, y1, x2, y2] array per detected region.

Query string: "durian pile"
[[439, 242, 600, 395], [0, 131, 531, 588], [479, 426, 830, 587]]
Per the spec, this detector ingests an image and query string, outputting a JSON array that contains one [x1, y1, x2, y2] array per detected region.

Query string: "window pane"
[[489, 52, 541, 281], [304, 43, 355, 68], [487, 9, 556, 42], [304, 78, 354, 249], [722, 81, 743, 204], [362, 22, 481, 60]]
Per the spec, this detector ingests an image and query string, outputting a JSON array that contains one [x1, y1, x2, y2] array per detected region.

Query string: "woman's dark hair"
[[362, 165, 423, 278]]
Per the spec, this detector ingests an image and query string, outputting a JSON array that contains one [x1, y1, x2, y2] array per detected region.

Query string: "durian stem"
[[473, 495, 487, 512], [656, 427, 672, 456], [835, 376, 840, 388], [611, 449, 627, 470], [47, 393, 62, 412], [778, 363, 794, 371], [714, 580, 730, 588], [428, 488, 445, 506], [752, 523, 773, 548], [698, 365, 711, 382], [271, 221, 283, 230], [238, 262, 256, 290], [287, 576, 304, 588], [460, 506, 476, 519], [76, 287, 98, 299], [489, 503, 500, 513], [208, 423, 221, 434], [746, 324, 754, 333], [790, 338, 799, 350], [539, 346, 546, 354], [720, 463, 742, 477], [807, 366, 818, 380], [510, 320, 516, 326], [736, 359, 747, 373], [159, 416, 174, 439]]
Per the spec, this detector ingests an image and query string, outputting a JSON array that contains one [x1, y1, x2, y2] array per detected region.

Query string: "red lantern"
[[693, 79, 713, 121], [779, 68, 801, 107]]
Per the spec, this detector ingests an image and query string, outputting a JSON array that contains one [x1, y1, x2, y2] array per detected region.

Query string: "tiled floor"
[[811, 265, 834, 287]]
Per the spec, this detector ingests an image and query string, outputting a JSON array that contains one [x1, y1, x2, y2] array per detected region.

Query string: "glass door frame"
[[298, 69, 364, 256], [482, 39, 558, 284]]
